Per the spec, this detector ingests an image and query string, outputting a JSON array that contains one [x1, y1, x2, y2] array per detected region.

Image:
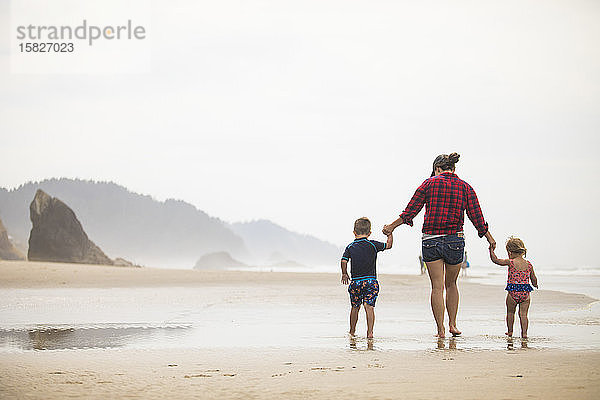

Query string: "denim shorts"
[[422, 234, 465, 265]]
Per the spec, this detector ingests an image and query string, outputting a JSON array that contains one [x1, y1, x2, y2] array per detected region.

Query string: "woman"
[[383, 153, 496, 338]]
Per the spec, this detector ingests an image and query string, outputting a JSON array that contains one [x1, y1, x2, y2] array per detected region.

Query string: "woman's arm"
[[465, 183, 490, 238], [383, 217, 403, 235], [484, 231, 496, 251], [489, 247, 510, 266], [384, 182, 427, 234]]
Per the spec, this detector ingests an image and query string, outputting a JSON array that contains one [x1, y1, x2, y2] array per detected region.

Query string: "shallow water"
[[0, 284, 598, 353], [464, 266, 600, 300], [0, 325, 562, 352]]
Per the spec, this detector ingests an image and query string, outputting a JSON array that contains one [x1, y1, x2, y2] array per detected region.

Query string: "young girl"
[[489, 237, 538, 338]]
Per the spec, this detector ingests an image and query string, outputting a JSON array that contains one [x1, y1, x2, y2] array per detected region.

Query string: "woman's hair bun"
[[448, 153, 460, 164], [432, 152, 460, 175]]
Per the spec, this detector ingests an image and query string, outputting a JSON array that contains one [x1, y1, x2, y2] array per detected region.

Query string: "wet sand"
[[0, 260, 599, 399], [0, 260, 332, 288], [1, 347, 599, 399]]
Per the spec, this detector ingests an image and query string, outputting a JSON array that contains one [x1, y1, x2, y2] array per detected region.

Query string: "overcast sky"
[[1, 0, 599, 269]]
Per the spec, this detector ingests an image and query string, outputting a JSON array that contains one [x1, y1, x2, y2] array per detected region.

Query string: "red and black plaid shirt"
[[400, 172, 489, 237]]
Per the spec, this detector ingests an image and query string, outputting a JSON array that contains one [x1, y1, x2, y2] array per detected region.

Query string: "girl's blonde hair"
[[506, 236, 527, 257]]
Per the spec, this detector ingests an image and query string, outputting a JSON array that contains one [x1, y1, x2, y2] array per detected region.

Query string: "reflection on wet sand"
[[506, 337, 529, 350], [436, 337, 457, 350], [348, 336, 374, 351], [28, 328, 75, 350], [0, 325, 192, 351], [346, 334, 537, 352]]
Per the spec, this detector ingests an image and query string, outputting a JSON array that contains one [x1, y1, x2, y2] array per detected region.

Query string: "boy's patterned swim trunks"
[[348, 278, 379, 307]]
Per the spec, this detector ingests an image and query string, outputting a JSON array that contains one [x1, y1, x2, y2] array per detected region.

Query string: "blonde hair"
[[506, 236, 527, 257], [354, 217, 371, 235]]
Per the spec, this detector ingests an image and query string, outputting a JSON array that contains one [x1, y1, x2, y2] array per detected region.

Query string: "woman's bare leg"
[[506, 294, 517, 336], [445, 263, 462, 335], [518, 297, 531, 338], [426, 260, 446, 337]]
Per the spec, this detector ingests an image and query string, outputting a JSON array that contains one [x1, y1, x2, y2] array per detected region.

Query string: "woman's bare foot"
[[435, 330, 445, 338], [521, 334, 528, 339], [505, 331, 513, 337], [449, 326, 462, 336]]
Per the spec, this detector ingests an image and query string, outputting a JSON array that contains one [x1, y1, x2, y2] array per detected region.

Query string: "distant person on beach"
[[461, 251, 470, 277], [383, 153, 496, 338], [418, 254, 427, 275], [490, 237, 538, 338], [341, 217, 393, 338]]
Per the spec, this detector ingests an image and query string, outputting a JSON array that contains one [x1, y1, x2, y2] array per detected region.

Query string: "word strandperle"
[[16, 19, 146, 46]]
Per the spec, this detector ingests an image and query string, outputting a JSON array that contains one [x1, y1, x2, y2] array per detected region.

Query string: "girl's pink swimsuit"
[[505, 260, 534, 304]]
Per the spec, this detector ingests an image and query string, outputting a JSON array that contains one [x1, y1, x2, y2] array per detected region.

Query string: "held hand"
[[382, 225, 394, 235], [341, 273, 349, 285], [484, 231, 496, 251], [487, 236, 496, 251], [533, 283, 538, 289]]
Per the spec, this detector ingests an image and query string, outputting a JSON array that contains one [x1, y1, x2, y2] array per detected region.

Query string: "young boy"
[[341, 217, 393, 338]]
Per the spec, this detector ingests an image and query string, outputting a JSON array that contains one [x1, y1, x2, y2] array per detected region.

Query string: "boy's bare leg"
[[445, 263, 462, 336], [349, 306, 360, 336], [364, 304, 375, 338], [518, 297, 531, 338], [426, 260, 446, 337], [506, 294, 517, 337]]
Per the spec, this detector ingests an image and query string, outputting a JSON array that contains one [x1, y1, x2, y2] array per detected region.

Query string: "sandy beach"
[[2, 346, 599, 399], [1, 260, 599, 399]]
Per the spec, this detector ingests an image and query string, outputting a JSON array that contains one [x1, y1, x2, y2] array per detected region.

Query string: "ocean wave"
[[540, 267, 600, 276]]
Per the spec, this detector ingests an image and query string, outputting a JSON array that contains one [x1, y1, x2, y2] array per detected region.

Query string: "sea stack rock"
[[194, 251, 246, 270], [27, 189, 113, 265], [0, 217, 25, 260], [113, 257, 141, 268]]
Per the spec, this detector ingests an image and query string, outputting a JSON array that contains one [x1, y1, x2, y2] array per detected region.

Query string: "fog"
[[1, 1, 598, 268]]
